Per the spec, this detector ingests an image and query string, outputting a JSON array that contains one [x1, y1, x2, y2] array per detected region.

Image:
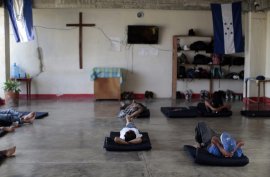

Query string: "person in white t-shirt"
[[114, 115, 143, 145]]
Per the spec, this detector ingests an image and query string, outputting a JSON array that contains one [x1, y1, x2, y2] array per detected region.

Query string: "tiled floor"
[[0, 98, 269, 177]]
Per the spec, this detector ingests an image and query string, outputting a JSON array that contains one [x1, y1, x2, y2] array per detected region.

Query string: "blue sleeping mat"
[[160, 107, 198, 118], [20, 112, 49, 119], [241, 110, 270, 117], [104, 132, 152, 151], [184, 145, 249, 166], [0, 112, 49, 127]]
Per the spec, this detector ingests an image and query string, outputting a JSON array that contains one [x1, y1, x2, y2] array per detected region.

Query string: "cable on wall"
[[27, 24, 171, 81]]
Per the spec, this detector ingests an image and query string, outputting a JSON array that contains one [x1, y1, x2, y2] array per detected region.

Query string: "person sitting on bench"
[[204, 91, 231, 113], [114, 116, 143, 145], [0, 146, 16, 161], [118, 100, 145, 119], [195, 122, 244, 158], [0, 109, 36, 127]]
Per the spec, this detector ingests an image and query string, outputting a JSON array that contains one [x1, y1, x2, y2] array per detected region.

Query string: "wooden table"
[[11, 78, 32, 100], [94, 78, 121, 100], [245, 78, 270, 109], [91, 67, 123, 100]]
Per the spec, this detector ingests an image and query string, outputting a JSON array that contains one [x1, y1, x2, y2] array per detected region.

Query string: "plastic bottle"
[[11, 63, 16, 78], [19, 69, 25, 78], [11, 63, 20, 79]]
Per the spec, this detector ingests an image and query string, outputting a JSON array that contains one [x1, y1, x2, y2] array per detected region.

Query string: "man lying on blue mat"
[[0, 109, 36, 128], [114, 115, 143, 145], [195, 122, 244, 158]]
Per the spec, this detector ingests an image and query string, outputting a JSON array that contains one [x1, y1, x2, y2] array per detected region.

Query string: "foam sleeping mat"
[[199, 110, 232, 117], [184, 145, 249, 166], [241, 110, 270, 117], [104, 132, 152, 151], [137, 109, 150, 118], [20, 112, 49, 119], [196, 103, 232, 117], [0, 130, 7, 138], [160, 107, 198, 118]]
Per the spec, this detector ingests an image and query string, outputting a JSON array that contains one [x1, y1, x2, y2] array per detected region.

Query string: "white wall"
[[244, 12, 267, 97], [265, 11, 270, 97], [8, 9, 248, 98], [0, 8, 10, 98]]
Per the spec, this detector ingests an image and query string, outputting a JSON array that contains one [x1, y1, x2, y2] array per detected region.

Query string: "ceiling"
[[31, 0, 269, 12]]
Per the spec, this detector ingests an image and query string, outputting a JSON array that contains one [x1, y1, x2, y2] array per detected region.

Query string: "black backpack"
[[177, 66, 186, 78], [221, 55, 233, 66], [193, 54, 211, 65], [190, 41, 208, 51], [186, 68, 195, 78], [239, 70, 244, 80], [232, 57, 244, 66]]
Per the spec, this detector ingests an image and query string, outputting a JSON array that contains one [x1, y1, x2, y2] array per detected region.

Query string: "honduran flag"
[[211, 2, 244, 54], [5, 0, 34, 42]]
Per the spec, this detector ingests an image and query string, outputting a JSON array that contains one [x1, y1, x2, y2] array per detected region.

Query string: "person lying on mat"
[[118, 100, 145, 119], [0, 146, 16, 161], [114, 116, 143, 145], [204, 91, 231, 113], [195, 122, 244, 158], [0, 109, 36, 127]]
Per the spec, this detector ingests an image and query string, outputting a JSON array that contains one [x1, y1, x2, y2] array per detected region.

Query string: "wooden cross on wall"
[[66, 12, 95, 69]]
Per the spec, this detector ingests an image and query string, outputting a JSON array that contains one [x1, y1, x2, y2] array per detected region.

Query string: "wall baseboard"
[[19, 94, 146, 100], [243, 97, 270, 104]]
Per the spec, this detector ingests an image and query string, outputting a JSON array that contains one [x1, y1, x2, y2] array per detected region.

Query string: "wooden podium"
[[94, 78, 121, 100], [91, 67, 122, 100]]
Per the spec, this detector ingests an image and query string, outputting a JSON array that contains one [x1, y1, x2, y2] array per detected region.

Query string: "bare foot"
[[4, 146, 16, 157], [23, 112, 35, 119], [29, 114, 36, 124], [2, 126, 15, 132], [22, 112, 36, 124]]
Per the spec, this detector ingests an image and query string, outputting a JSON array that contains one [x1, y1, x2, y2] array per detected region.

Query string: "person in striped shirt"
[[118, 100, 145, 119]]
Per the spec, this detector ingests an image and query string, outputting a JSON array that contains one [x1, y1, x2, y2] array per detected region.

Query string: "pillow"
[[184, 145, 249, 166]]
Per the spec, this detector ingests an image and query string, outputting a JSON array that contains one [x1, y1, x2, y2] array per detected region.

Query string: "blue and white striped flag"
[[5, 0, 34, 42], [211, 2, 244, 54]]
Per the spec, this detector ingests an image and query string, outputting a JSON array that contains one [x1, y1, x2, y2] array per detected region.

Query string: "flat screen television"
[[127, 25, 159, 44]]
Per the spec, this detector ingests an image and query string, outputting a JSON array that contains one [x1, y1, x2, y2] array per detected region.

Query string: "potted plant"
[[3, 79, 21, 107]]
